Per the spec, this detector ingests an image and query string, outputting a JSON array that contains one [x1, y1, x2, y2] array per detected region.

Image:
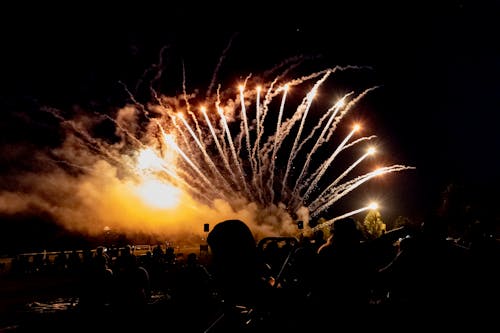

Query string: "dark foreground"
[[1, 274, 497, 333], [2, 218, 499, 332]]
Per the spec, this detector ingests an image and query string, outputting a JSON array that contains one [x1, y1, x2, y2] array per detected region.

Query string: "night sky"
[[1, 1, 499, 251]]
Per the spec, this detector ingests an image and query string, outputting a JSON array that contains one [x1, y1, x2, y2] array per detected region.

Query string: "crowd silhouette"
[[3, 212, 500, 332]]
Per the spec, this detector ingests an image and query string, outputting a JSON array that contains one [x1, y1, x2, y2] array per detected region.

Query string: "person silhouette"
[[313, 217, 372, 316], [206, 219, 267, 331]]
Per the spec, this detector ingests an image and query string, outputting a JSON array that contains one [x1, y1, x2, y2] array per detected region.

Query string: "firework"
[[123, 64, 413, 233], [32, 58, 414, 239]]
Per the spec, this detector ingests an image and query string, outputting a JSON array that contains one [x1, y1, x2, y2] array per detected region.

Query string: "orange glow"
[[135, 179, 181, 209]]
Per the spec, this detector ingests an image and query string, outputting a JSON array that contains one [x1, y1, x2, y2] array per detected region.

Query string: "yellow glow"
[[200, 106, 207, 113], [137, 148, 164, 171], [239, 85, 244, 92], [368, 202, 379, 210], [177, 112, 184, 119], [135, 179, 181, 209], [367, 147, 376, 155], [256, 86, 262, 93], [353, 124, 361, 131], [284, 84, 289, 91], [373, 168, 384, 176]]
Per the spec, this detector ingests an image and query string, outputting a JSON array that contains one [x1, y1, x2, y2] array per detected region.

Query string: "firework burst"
[[31, 55, 414, 239]]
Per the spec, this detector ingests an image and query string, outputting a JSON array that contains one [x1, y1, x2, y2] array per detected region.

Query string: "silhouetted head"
[[187, 252, 198, 264], [207, 219, 256, 259], [313, 229, 325, 242], [207, 219, 259, 305], [121, 245, 132, 256], [332, 217, 361, 246], [96, 246, 105, 255]]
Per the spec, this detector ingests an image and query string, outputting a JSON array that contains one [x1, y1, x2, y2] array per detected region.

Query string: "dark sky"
[[1, 1, 499, 248]]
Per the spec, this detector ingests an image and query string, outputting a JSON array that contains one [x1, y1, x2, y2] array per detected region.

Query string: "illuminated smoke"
[[0, 57, 414, 242]]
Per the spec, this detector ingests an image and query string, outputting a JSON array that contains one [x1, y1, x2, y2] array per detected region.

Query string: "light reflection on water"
[[24, 297, 76, 314], [23, 291, 169, 314]]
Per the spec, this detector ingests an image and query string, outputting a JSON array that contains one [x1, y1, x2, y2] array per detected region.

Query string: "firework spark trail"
[[134, 45, 169, 102], [118, 80, 156, 120], [267, 84, 289, 202], [301, 125, 360, 204], [341, 135, 377, 151], [217, 107, 253, 200], [258, 67, 339, 136], [261, 55, 307, 79], [148, 146, 215, 204], [46, 106, 178, 187], [251, 85, 263, 201], [239, 80, 255, 177], [35, 58, 416, 237], [293, 93, 351, 156], [254, 67, 328, 159], [167, 166, 215, 205], [258, 68, 349, 164], [187, 108, 204, 145], [135, 147, 208, 201], [181, 64, 407, 224], [201, 107, 239, 186], [45, 158, 96, 173], [207, 33, 238, 98], [160, 127, 221, 199], [42, 107, 125, 168], [256, 79, 278, 149], [309, 172, 377, 212], [311, 206, 373, 232], [310, 165, 415, 217], [158, 117, 208, 189], [310, 147, 376, 209], [277, 71, 332, 202], [176, 113, 234, 195], [292, 134, 377, 208], [100, 113, 148, 149], [288, 93, 351, 200], [47, 106, 205, 202], [182, 62, 204, 144], [213, 85, 232, 167], [171, 115, 196, 158], [325, 86, 379, 142], [250, 56, 309, 161], [253, 78, 280, 197]]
